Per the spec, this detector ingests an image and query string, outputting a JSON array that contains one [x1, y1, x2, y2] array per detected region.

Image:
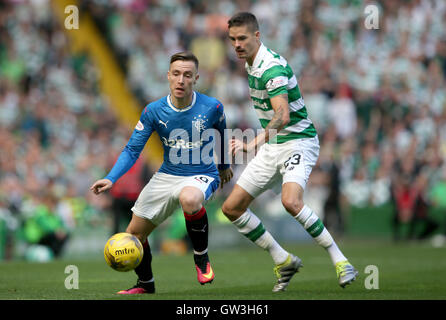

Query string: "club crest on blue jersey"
[[192, 115, 208, 133]]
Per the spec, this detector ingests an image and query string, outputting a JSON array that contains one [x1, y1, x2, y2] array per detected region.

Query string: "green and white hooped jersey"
[[246, 43, 317, 144]]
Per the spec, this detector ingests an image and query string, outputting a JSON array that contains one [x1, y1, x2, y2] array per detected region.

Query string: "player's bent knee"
[[221, 202, 231, 216], [125, 223, 154, 244], [281, 197, 304, 216], [221, 201, 244, 221], [179, 190, 203, 213], [125, 228, 146, 244]]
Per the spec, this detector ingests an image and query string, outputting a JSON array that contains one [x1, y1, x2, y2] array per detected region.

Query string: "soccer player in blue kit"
[[91, 52, 233, 294]]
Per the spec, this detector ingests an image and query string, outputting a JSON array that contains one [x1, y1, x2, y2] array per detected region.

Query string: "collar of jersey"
[[246, 42, 267, 71], [167, 91, 196, 112]]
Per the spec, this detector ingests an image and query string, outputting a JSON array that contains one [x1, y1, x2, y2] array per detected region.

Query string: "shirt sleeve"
[[105, 107, 154, 183], [212, 101, 230, 171], [262, 65, 289, 98]]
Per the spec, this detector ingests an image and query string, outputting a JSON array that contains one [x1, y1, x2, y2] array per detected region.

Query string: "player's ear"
[[194, 73, 199, 85], [255, 30, 260, 41]]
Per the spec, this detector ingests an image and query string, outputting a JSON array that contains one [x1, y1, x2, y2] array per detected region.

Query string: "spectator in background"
[[408, 172, 438, 240], [328, 83, 357, 140], [22, 192, 69, 258], [391, 173, 416, 241], [320, 147, 344, 237]]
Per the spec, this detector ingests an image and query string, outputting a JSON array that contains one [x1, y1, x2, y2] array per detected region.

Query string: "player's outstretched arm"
[[90, 179, 113, 195]]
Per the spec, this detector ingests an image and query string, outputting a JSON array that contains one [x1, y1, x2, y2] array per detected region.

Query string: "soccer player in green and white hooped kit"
[[222, 12, 358, 292]]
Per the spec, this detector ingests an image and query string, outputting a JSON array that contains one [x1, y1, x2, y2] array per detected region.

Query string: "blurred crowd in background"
[[1, 0, 446, 260]]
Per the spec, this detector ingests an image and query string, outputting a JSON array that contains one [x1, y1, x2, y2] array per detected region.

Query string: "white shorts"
[[237, 136, 320, 197], [131, 172, 219, 225]]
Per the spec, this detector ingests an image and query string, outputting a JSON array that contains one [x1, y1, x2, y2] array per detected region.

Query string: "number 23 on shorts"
[[284, 153, 301, 171]]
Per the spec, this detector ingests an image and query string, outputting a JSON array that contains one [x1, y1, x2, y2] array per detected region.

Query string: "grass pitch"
[[0, 239, 445, 300]]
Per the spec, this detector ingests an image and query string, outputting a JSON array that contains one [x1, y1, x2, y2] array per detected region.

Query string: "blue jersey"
[[105, 91, 229, 184]]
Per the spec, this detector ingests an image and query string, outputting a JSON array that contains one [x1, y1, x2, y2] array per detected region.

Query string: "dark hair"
[[227, 12, 259, 32], [170, 51, 199, 70]]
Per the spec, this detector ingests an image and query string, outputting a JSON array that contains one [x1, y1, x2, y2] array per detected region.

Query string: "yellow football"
[[104, 232, 143, 272]]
